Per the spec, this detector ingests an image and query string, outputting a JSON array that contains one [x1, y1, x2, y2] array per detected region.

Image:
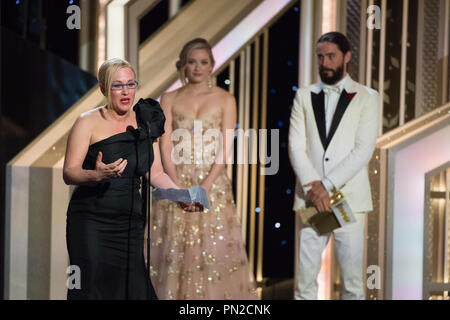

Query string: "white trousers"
[[294, 212, 366, 300]]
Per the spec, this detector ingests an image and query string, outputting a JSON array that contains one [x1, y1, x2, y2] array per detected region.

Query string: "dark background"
[[263, 4, 299, 279]]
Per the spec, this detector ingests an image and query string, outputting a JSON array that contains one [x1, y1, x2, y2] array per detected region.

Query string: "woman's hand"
[[95, 151, 128, 181], [199, 181, 212, 196], [178, 202, 204, 212]]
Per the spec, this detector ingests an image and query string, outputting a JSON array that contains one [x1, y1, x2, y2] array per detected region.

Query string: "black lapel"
[[327, 89, 354, 146], [311, 90, 327, 150]]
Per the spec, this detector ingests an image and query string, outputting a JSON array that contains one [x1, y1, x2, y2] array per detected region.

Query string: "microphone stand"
[[145, 121, 153, 300]]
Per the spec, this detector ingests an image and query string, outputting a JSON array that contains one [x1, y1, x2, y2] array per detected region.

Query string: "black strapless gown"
[[66, 98, 165, 300]]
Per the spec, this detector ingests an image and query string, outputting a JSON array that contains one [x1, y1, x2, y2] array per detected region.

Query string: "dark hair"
[[317, 32, 351, 54]]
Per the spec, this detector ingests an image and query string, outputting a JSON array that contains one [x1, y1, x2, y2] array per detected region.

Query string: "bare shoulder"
[[212, 86, 233, 97], [72, 106, 103, 133], [210, 87, 235, 118], [212, 86, 235, 104], [161, 89, 178, 101], [160, 89, 179, 112]]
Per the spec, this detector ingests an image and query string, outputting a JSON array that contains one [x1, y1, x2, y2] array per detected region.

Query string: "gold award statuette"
[[297, 188, 356, 235]]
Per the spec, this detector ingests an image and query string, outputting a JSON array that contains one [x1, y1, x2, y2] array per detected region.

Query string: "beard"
[[319, 63, 345, 85]]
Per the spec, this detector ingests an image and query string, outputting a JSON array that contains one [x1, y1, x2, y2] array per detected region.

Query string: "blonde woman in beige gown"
[[150, 38, 257, 300]]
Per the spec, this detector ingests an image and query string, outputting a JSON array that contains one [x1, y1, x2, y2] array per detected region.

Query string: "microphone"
[[145, 119, 153, 299], [145, 121, 152, 137]]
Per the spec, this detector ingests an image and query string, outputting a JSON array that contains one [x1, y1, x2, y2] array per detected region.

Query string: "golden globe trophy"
[[297, 188, 356, 235]]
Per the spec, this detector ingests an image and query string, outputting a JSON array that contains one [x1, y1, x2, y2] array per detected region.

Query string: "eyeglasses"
[[111, 81, 139, 91]]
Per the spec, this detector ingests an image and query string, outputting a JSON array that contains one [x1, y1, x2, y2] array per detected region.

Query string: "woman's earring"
[[208, 76, 213, 89]]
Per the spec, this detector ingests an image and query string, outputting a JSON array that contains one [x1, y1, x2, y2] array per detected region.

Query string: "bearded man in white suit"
[[288, 32, 380, 300]]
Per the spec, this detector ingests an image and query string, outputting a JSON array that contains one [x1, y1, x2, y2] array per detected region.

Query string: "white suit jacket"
[[288, 75, 380, 212]]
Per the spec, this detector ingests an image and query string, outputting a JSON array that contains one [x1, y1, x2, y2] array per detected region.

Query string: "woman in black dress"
[[63, 58, 195, 300]]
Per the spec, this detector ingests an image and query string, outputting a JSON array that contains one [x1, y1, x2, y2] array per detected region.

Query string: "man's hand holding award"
[[298, 181, 356, 235]]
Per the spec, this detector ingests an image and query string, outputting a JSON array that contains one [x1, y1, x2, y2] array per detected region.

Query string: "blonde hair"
[[98, 58, 137, 106], [176, 38, 215, 85]]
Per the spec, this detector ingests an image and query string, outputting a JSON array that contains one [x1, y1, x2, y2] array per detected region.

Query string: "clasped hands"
[[178, 202, 204, 212], [177, 180, 211, 213], [177, 181, 206, 213], [304, 180, 332, 213]]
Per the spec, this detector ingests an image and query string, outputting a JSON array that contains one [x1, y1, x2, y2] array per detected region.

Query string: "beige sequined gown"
[[150, 111, 257, 300]]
